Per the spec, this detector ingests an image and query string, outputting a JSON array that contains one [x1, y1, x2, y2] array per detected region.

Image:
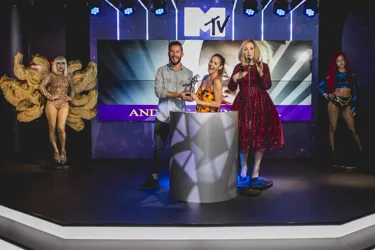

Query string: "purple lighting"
[[98, 104, 311, 121]]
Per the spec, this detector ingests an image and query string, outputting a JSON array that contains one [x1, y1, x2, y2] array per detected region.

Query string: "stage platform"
[[1, 158, 375, 226], [1, 158, 375, 249]]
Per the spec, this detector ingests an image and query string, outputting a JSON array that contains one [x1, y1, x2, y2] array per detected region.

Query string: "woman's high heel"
[[54, 152, 60, 164], [60, 151, 67, 165]]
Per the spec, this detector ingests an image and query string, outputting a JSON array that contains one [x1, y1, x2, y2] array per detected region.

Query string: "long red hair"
[[327, 52, 355, 91]]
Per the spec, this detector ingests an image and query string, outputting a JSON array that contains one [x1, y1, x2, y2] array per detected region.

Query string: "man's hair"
[[168, 41, 183, 52]]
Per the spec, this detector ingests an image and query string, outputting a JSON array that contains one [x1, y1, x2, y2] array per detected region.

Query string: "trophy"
[[185, 74, 200, 96]]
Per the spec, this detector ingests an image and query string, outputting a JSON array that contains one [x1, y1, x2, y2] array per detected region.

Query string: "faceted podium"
[[169, 111, 238, 203]]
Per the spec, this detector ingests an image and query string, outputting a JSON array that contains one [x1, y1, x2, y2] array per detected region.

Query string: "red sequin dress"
[[228, 63, 284, 153]]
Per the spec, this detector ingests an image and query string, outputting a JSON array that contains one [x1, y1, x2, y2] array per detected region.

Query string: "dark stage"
[[1, 159, 375, 226]]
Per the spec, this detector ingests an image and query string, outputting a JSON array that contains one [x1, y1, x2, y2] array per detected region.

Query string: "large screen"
[[98, 40, 312, 121]]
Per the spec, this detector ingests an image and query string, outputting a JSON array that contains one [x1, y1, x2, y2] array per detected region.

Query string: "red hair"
[[327, 52, 355, 91]]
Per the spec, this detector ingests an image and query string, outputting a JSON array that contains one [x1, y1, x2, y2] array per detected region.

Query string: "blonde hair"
[[52, 56, 68, 77], [238, 40, 273, 65]]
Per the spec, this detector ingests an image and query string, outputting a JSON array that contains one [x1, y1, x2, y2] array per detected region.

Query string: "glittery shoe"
[[54, 152, 60, 164], [60, 151, 67, 165]]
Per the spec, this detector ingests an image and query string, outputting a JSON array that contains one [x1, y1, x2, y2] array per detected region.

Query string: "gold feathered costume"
[[0, 53, 98, 131]]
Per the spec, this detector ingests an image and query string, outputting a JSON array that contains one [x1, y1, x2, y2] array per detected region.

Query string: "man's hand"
[[180, 92, 193, 101]]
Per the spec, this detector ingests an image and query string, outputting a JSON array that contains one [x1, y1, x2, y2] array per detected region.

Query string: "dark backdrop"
[[0, 0, 90, 168], [317, 0, 374, 170]]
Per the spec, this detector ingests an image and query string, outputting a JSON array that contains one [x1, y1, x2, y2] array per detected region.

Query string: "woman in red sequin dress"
[[228, 40, 284, 189]]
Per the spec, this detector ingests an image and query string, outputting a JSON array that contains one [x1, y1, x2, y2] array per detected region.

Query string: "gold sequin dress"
[[39, 72, 75, 109]]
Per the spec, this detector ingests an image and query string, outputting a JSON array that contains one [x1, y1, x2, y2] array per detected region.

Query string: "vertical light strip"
[[232, 0, 238, 41], [290, 0, 307, 41], [136, 0, 149, 40], [104, 0, 120, 40], [170, 0, 178, 40], [261, 0, 273, 40]]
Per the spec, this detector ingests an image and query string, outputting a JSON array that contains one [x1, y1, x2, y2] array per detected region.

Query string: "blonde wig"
[[52, 56, 68, 77], [238, 40, 273, 65]]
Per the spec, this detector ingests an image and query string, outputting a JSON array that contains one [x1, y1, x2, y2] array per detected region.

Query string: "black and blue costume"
[[319, 71, 357, 114]]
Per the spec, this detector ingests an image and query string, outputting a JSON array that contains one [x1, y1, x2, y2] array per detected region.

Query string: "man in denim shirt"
[[139, 41, 193, 189]]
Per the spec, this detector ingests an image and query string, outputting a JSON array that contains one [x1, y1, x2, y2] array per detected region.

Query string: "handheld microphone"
[[246, 57, 251, 64]]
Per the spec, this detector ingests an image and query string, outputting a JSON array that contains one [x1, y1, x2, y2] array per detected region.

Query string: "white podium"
[[169, 111, 238, 203]]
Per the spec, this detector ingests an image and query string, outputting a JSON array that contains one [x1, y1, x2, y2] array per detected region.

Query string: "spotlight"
[[151, 0, 167, 16], [243, 0, 259, 17], [88, 0, 101, 16], [120, 0, 135, 16], [273, 0, 289, 17], [303, 0, 319, 17]]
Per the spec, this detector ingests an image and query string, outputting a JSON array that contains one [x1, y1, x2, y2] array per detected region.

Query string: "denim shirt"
[[154, 63, 193, 123]]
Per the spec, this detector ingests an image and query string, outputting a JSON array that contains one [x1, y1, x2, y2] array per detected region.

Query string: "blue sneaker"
[[249, 177, 273, 190]]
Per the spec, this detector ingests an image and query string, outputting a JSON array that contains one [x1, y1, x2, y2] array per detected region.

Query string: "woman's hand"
[[256, 61, 264, 76], [351, 107, 356, 117], [190, 92, 200, 103], [232, 71, 243, 82], [329, 92, 336, 99], [65, 96, 73, 101], [50, 95, 59, 101], [232, 72, 239, 82]]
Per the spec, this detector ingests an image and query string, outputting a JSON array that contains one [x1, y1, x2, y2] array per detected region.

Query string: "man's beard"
[[169, 56, 181, 66]]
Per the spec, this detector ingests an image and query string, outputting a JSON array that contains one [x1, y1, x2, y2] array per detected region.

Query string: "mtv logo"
[[184, 7, 230, 37]]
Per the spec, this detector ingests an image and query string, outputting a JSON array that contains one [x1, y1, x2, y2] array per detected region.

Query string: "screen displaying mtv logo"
[[184, 7, 230, 37]]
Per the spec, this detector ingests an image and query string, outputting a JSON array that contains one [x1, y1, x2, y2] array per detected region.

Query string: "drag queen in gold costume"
[[39, 57, 75, 164], [0, 53, 98, 166]]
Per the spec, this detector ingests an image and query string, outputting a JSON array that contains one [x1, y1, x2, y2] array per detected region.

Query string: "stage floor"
[[1, 159, 375, 226]]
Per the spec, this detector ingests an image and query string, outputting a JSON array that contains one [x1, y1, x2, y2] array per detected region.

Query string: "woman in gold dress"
[[39, 56, 75, 165]]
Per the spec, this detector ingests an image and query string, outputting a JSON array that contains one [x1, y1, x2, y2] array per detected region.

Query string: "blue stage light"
[[304, 8, 314, 16], [90, 6, 100, 16], [303, 0, 319, 17], [245, 9, 255, 16], [123, 7, 134, 16], [151, 0, 167, 16], [155, 8, 165, 16], [276, 8, 286, 16], [243, 0, 258, 17], [273, 0, 289, 17], [120, 0, 136, 16], [89, 0, 101, 16]]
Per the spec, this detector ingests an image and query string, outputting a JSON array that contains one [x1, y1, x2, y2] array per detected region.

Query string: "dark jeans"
[[152, 119, 170, 174]]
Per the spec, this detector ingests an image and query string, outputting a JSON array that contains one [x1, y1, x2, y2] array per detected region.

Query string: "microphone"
[[246, 57, 251, 64]]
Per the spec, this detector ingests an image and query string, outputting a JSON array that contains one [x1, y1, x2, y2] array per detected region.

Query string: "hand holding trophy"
[[185, 74, 200, 96]]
